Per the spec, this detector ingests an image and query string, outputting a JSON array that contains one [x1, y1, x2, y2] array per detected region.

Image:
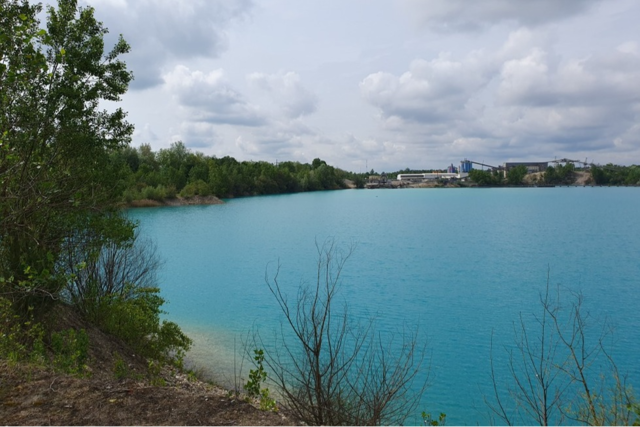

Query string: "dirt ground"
[[0, 307, 296, 426]]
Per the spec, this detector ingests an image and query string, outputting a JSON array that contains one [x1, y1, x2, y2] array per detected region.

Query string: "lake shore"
[[126, 195, 225, 208]]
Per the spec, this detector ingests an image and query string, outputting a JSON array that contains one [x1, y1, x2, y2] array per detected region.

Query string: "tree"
[[507, 165, 528, 186], [469, 169, 503, 186], [0, 0, 133, 312], [487, 274, 637, 426], [256, 241, 429, 426]]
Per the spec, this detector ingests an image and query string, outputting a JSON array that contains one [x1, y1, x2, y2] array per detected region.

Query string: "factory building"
[[503, 162, 548, 174]]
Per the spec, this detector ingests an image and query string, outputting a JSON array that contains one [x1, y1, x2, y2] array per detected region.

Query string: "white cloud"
[[61, 0, 639, 170], [360, 27, 640, 164], [360, 53, 492, 125], [248, 71, 319, 118], [82, 0, 254, 89], [175, 122, 220, 150], [164, 65, 265, 127]]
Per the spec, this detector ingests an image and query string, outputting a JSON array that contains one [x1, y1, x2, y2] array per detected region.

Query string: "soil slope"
[[0, 307, 295, 426]]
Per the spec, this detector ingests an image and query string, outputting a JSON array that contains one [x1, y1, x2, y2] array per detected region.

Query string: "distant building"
[[503, 162, 548, 174], [397, 172, 468, 181]]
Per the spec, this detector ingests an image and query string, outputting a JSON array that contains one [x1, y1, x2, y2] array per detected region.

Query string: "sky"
[[63, 0, 640, 172]]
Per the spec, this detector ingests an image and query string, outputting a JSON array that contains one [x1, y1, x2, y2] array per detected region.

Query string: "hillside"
[[0, 306, 295, 426]]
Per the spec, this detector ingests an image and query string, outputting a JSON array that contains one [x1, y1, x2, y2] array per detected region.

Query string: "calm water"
[[129, 188, 640, 425]]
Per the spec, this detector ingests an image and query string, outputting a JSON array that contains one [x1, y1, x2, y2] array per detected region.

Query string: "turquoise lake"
[[129, 187, 640, 425]]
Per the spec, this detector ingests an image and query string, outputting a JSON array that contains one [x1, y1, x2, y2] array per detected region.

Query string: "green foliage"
[[245, 349, 277, 412], [91, 286, 192, 365], [632, 402, 640, 426], [469, 169, 503, 186], [0, 0, 134, 314], [590, 164, 640, 185], [113, 353, 129, 379], [117, 144, 350, 201], [506, 165, 527, 185], [422, 411, 447, 426], [50, 328, 89, 375], [141, 185, 162, 201], [147, 359, 166, 386], [245, 349, 267, 397], [544, 163, 575, 184], [0, 298, 46, 363], [0, 1, 190, 386], [179, 179, 210, 198], [59, 226, 191, 368]]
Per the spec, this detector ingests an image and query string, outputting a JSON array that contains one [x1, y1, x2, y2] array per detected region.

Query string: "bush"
[[257, 240, 429, 425], [93, 287, 191, 365], [141, 184, 167, 201], [165, 185, 178, 199], [51, 328, 89, 375], [179, 179, 210, 198], [0, 298, 46, 364], [60, 228, 192, 365]]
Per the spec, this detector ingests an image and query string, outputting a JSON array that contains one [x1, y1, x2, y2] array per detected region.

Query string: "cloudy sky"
[[72, 0, 639, 172]]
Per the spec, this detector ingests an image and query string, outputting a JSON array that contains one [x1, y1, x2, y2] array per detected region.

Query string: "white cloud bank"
[[360, 27, 640, 166], [71, 0, 640, 171]]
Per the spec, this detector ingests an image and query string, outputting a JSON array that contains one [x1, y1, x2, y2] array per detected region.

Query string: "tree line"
[[469, 162, 640, 187], [470, 163, 576, 186], [590, 164, 640, 186], [114, 142, 366, 203]]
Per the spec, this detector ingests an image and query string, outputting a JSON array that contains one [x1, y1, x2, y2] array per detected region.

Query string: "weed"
[[51, 329, 89, 375], [0, 298, 46, 364], [147, 360, 165, 386], [113, 353, 129, 379], [244, 349, 277, 412], [422, 411, 447, 426]]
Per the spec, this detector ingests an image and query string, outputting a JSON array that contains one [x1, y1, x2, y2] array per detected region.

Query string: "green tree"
[[590, 164, 606, 185], [469, 169, 503, 186], [0, 0, 133, 313], [507, 165, 527, 185], [544, 166, 558, 184]]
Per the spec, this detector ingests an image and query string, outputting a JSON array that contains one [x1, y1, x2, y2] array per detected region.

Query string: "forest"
[[114, 142, 366, 203]]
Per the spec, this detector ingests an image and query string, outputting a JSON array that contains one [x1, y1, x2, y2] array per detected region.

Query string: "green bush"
[[165, 185, 178, 199], [179, 179, 210, 198], [61, 229, 191, 366], [141, 184, 167, 201], [245, 349, 277, 412], [113, 353, 129, 379], [122, 188, 142, 203], [51, 328, 89, 375], [0, 298, 46, 364], [92, 287, 191, 365]]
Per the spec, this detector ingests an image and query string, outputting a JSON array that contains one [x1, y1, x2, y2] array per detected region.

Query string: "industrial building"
[[503, 162, 548, 173], [396, 172, 469, 181]]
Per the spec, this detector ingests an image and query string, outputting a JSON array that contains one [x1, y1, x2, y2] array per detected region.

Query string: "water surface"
[[129, 187, 640, 425]]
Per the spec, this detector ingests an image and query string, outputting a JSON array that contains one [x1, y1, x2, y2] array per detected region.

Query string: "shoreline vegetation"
[[126, 194, 225, 208], [123, 168, 639, 209], [119, 141, 640, 208]]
